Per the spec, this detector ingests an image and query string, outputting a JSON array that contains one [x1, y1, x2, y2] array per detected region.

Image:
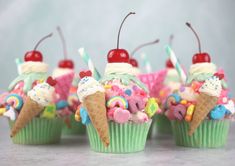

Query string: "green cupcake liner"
[[62, 114, 86, 135], [86, 120, 152, 153], [171, 120, 230, 148], [155, 114, 172, 135], [9, 117, 63, 145]]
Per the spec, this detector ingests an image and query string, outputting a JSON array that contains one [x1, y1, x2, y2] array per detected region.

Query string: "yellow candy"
[[145, 98, 159, 118], [41, 104, 56, 119], [75, 106, 81, 122], [180, 100, 187, 105], [104, 85, 112, 89], [0, 108, 6, 116], [185, 104, 195, 122]]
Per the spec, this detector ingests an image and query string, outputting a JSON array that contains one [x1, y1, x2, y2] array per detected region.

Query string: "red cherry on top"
[[24, 33, 53, 62], [58, 59, 74, 69], [107, 12, 135, 63], [129, 58, 138, 67], [166, 59, 174, 68], [186, 22, 211, 64], [46, 76, 57, 86], [192, 53, 211, 64], [79, 70, 92, 79]]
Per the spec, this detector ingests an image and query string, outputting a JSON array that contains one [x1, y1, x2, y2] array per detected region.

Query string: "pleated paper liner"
[[171, 120, 230, 148], [62, 114, 86, 135], [86, 120, 152, 153], [9, 117, 63, 145], [155, 114, 172, 135]]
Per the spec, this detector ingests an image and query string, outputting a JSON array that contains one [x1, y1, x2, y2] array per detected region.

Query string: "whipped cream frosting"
[[52, 68, 74, 78], [199, 76, 222, 97], [104, 63, 135, 76], [20, 62, 48, 74], [189, 63, 217, 76], [77, 77, 104, 102], [28, 82, 55, 106], [132, 67, 141, 76]]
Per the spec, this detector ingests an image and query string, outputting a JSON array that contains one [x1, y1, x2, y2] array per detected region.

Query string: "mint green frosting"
[[100, 74, 149, 93], [8, 72, 47, 93]]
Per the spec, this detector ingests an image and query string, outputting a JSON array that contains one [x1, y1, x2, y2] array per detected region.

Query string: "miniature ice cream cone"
[[189, 75, 222, 136], [10, 77, 56, 137], [77, 71, 110, 147]]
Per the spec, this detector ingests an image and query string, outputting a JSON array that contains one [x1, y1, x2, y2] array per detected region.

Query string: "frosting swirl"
[[52, 68, 74, 78], [20, 62, 48, 74], [104, 63, 135, 76]]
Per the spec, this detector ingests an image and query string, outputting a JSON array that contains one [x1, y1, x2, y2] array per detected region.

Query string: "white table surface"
[[0, 118, 234, 166]]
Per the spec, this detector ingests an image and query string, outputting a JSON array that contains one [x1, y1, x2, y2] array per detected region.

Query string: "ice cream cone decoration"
[[77, 70, 110, 147], [10, 77, 57, 137], [188, 74, 223, 136]]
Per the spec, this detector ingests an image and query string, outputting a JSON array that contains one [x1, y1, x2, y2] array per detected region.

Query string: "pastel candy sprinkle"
[[180, 100, 187, 105], [145, 98, 159, 118], [5, 94, 23, 111], [113, 108, 130, 124], [106, 96, 128, 109], [80, 107, 91, 125], [124, 89, 132, 96], [41, 104, 56, 119]]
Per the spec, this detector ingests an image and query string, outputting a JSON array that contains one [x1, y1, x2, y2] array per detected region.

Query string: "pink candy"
[[113, 108, 130, 124], [130, 111, 148, 123], [128, 97, 145, 113]]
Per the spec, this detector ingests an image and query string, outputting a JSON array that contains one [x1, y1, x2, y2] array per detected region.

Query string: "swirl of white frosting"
[[189, 63, 217, 76], [166, 68, 179, 78], [52, 68, 74, 78], [77, 77, 104, 102], [28, 82, 55, 106], [20, 62, 48, 74], [104, 63, 135, 76], [199, 76, 222, 97]]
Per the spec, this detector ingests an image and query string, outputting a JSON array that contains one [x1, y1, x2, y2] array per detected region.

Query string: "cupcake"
[[165, 23, 234, 148], [76, 12, 159, 153], [0, 33, 63, 144], [52, 27, 83, 135]]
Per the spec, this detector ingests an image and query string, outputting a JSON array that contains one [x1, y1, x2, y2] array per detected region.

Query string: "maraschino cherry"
[[107, 12, 135, 63], [57, 26, 74, 69], [166, 34, 174, 68], [24, 33, 53, 62], [130, 39, 160, 67], [186, 22, 211, 64]]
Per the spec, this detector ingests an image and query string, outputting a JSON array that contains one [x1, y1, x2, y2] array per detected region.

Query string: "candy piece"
[[165, 109, 175, 120], [145, 98, 159, 118], [107, 107, 116, 120], [180, 100, 187, 105], [56, 100, 69, 110], [41, 104, 56, 119], [210, 105, 228, 120], [104, 84, 112, 89], [0, 107, 6, 116], [113, 108, 130, 124], [106, 96, 128, 109], [3, 106, 17, 121], [130, 111, 148, 123], [165, 94, 181, 109], [172, 104, 186, 121], [185, 104, 195, 122], [80, 107, 91, 125], [75, 104, 81, 122], [124, 89, 132, 96], [128, 97, 145, 113], [224, 100, 235, 114], [5, 94, 23, 111]]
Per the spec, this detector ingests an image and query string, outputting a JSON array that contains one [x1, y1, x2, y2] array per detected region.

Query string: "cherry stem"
[[169, 34, 174, 47], [186, 22, 201, 53], [117, 12, 135, 49], [131, 39, 159, 56], [34, 33, 53, 51], [57, 26, 68, 59]]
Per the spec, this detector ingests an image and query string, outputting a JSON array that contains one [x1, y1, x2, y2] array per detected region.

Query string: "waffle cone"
[[83, 91, 110, 147], [10, 97, 44, 137], [188, 93, 218, 136]]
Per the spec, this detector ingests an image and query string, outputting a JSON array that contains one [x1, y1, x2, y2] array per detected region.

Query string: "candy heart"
[[113, 108, 130, 124], [46, 76, 57, 86], [3, 106, 17, 121], [79, 70, 92, 79]]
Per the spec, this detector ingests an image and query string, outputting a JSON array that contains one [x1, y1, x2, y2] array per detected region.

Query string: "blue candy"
[[80, 107, 91, 125], [210, 105, 227, 120], [56, 100, 68, 110]]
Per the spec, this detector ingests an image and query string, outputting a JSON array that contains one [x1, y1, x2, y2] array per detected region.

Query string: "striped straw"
[[15, 58, 23, 75], [78, 48, 101, 80], [141, 53, 152, 73], [165, 45, 187, 83]]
